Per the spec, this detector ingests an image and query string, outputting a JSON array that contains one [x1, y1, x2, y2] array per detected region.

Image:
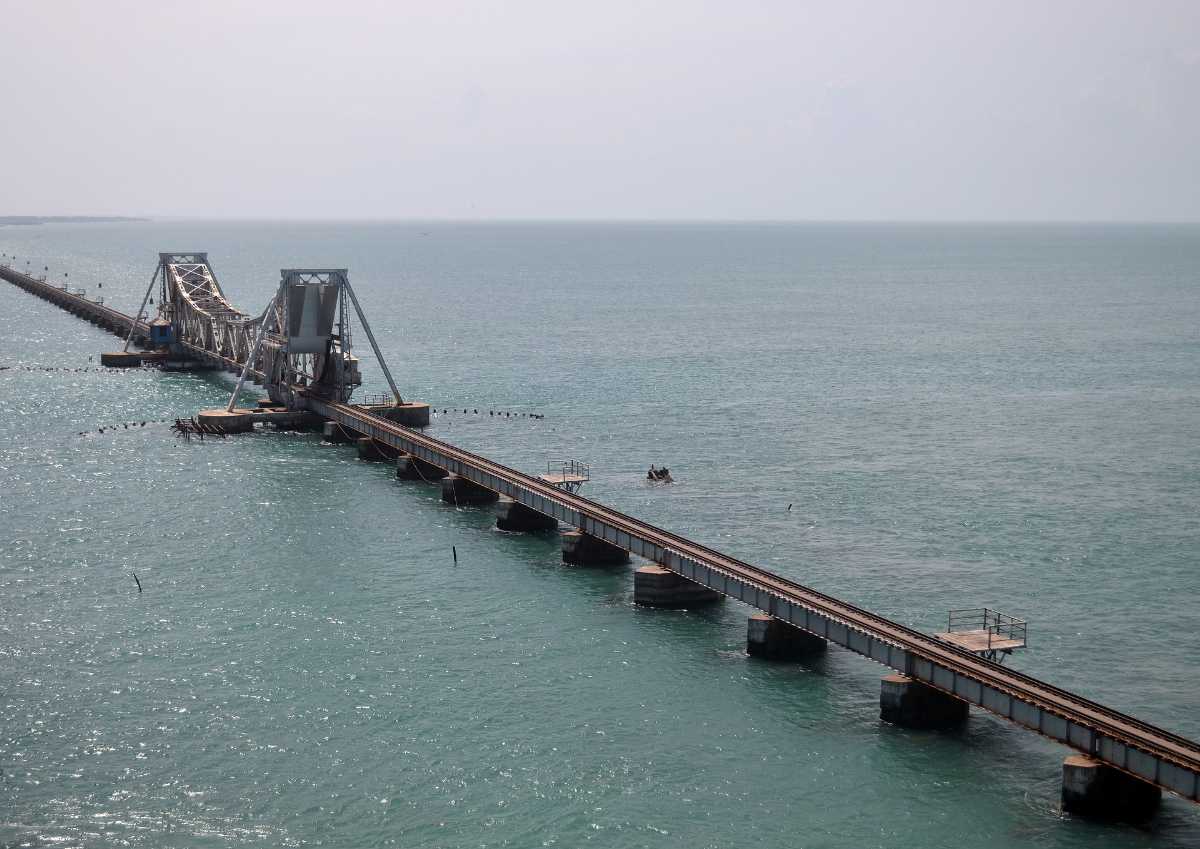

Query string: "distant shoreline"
[[0, 216, 148, 227]]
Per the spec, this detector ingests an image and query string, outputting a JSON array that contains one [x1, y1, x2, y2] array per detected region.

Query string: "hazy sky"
[[2, 1, 1197, 220]]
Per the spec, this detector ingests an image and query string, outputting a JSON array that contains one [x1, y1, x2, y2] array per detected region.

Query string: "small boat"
[[647, 466, 674, 483]]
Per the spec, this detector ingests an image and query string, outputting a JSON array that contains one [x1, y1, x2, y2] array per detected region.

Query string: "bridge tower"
[[195, 266, 407, 431], [230, 267, 388, 410], [105, 251, 427, 432]]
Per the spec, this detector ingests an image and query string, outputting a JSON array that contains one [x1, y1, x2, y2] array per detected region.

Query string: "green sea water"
[[1, 221, 1198, 848]]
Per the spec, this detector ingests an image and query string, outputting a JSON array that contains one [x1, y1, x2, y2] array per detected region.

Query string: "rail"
[[312, 398, 1200, 801]]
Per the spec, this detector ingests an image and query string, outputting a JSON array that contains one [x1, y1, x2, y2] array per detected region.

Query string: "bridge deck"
[[313, 397, 1200, 803], [4, 262, 1199, 804]]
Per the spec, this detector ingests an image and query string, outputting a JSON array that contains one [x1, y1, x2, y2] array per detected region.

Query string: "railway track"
[[328, 401, 1200, 780]]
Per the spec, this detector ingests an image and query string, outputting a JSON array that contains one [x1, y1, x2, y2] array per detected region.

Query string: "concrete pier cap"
[[256, 410, 324, 431], [561, 530, 630, 567], [880, 673, 968, 728], [1061, 754, 1161, 821], [196, 408, 254, 433], [634, 564, 722, 607], [746, 613, 826, 660], [364, 401, 431, 428], [100, 351, 143, 368], [496, 496, 557, 532], [356, 436, 393, 461], [395, 452, 447, 481], [322, 420, 355, 443], [442, 473, 498, 505]]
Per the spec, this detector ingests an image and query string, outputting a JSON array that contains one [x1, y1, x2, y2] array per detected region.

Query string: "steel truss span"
[[160, 253, 260, 367]]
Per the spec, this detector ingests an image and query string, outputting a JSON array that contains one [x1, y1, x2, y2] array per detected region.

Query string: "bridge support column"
[[396, 452, 447, 481], [562, 530, 629, 566], [1061, 755, 1160, 821], [496, 496, 557, 532], [356, 437, 394, 461], [747, 613, 825, 660], [100, 351, 143, 367], [365, 402, 432, 428], [196, 408, 254, 433], [322, 421, 356, 443], [634, 564, 721, 607], [442, 473, 497, 505], [263, 411, 323, 431], [880, 674, 968, 728]]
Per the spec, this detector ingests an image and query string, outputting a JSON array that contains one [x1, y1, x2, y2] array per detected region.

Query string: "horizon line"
[[4, 215, 1200, 227]]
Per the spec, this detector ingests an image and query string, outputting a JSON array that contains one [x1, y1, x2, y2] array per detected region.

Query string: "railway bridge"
[[2, 253, 1197, 823]]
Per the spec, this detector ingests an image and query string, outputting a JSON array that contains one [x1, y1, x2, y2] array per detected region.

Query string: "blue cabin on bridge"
[[149, 317, 174, 347]]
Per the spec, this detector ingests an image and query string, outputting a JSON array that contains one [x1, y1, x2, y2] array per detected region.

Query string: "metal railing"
[[357, 393, 395, 407], [947, 607, 1027, 650], [547, 459, 590, 481]]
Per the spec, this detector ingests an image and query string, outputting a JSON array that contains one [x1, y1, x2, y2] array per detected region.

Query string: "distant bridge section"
[[0, 263, 151, 343]]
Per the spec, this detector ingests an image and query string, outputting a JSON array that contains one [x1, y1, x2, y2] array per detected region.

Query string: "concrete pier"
[[322, 420, 355, 443], [1061, 755, 1161, 821], [363, 402, 431, 428], [746, 613, 826, 660], [634, 564, 722, 607], [259, 410, 323, 431], [495, 496, 558, 532], [100, 351, 143, 367], [879, 674, 969, 728], [196, 408, 254, 433], [395, 452, 447, 481], [356, 437, 394, 461], [442, 473, 498, 505], [562, 530, 630, 566]]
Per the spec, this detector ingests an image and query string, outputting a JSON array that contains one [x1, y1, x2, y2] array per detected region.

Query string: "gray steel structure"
[[158, 253, 260, 366], [3, 257, 1199, 807], [153, 256, 370, 407]]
